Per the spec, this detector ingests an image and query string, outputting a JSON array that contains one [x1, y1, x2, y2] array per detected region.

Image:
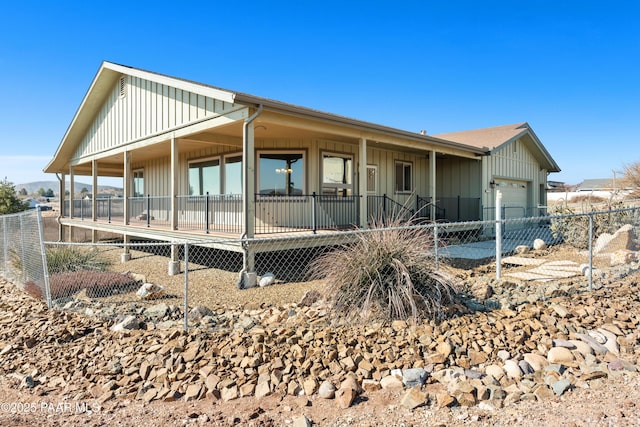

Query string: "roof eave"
[[234, 93, 487, 155]]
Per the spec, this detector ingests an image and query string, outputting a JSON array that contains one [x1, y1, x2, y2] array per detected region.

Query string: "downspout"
[[241, 104, 263, 239], [238, 104, 263, 289], [55, 173, 63, 242]]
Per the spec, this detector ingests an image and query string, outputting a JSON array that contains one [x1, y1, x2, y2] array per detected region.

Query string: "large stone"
[[188, 306, 214, 323], [303, 378, 318, 396], [610, 250, 637, 266], [594, 224, 635, 255], [258, 273, 276, 287], [485, 364, 505, 381], [292, 415, 312, 427], [335, 387, 357, 409], [380, 375, 404, 391], [503, 360, 522, 379], [402, 368, 428, 387], [136, 283, 165, 300], [255, 380, 271, 398], [221, 386, 239, 402], [533, 239, 547, 250], [144, 303, 169, 318], [400, 386, 428, 410], [318, 380, 336, 399], [523, 353, 549, 371], [551, 379, 572, 396], [515, 245, 530, 255], [547, 347, 575, 365], [110, 315, 141, 332]]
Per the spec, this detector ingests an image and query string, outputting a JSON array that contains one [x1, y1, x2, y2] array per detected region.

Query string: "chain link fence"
[[2, 206, 640, 331], [0, 209, 50, 306]]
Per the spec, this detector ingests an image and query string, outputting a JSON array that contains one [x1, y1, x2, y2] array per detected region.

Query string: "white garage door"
[[496, 179, 527, 219]]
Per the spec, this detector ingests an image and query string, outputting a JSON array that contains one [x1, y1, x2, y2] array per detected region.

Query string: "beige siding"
[[482, 138, 545, 216], [74, 76, 240, 161], [436, 158, 481, 197]]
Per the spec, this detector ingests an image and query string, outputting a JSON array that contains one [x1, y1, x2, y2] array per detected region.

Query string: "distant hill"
[[15, 181, 123, 195]]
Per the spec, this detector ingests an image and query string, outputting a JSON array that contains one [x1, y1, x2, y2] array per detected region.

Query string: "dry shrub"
[[24, 271, 141, 301], [309, 218, 459, 324], [549, 200, 638, 249], [49, 271, 140, 299], [46, 246, 111, 274]]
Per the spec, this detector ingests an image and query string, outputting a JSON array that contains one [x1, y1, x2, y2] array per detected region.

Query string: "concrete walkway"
[[437, 225, 561, 260]]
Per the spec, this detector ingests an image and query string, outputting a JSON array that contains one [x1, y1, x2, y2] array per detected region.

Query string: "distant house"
[[44, 62, 561, 277], [577, 179, 615, 191]]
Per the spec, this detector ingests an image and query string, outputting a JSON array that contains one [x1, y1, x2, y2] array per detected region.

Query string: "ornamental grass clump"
[[309, 218, 459, 324], [46, 245, 112, 274]]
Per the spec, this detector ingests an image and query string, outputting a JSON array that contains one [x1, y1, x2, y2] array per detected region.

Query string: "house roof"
[[578, 178, 614, 190], [434, 122, 561, 173], [45, 61, 487, 174]]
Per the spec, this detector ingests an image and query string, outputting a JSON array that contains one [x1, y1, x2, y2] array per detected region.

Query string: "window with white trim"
[[321, 152, 353, 196], [366, 165, 377, 193], [189, 157, 221, 195], [258, 151, 305, 196], [133, 169, 144, 197], [223, 155, 242, 194], [394, 161, 413, 193]]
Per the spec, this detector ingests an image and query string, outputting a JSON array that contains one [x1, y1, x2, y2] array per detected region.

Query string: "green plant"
[[46, 246, 112, 274], [0, 178, 28, 214], [309, 217, 459, 323]]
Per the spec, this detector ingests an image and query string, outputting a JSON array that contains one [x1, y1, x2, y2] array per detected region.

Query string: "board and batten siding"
[[482, 138, 547, 216], [436, 157, 481, 198], [73, 75, 241, 161]]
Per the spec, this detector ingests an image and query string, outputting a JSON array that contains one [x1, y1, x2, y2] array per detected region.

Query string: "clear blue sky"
[[1, 1, 638, 187]]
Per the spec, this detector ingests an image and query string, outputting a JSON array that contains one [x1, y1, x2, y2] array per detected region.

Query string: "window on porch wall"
[[133, 169, 144, 197], [322, 153, 353, 196], [189, 158, 220, 195], [395, 161, 412, 193], [258, 152, 304, 196], [224, 155, 242, 194]]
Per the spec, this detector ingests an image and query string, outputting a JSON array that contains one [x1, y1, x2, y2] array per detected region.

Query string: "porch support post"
[[91, 159, 98, 243], [121, 151, 132, 263], [240, 105, 262, 289], [359, 138, 368, 228], [123, 151, 131, 226], [169, 243, 180, 276], [121, 234, 131, 263], [68, 166, 75, 242], [170, 134, 178, 230], [59, 173, 66, 242], [243, 114, 257, 240], [430, 150, 436, 221]]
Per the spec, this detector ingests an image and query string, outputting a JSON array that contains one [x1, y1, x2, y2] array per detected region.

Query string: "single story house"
[[44, 61, 560, 280]]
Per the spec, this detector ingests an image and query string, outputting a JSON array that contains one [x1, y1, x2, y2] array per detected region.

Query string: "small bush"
[[25, 271, 141, 300], [46, 246, 112, 274], [309, 218, 459, 323], [549, 200, 637, 249]]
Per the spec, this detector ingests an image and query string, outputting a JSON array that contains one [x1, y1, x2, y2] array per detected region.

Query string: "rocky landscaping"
[[1, 244, 640, 425]]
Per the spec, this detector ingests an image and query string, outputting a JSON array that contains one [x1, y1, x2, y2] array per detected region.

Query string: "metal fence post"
[[19, 214, 27, 280], [108, 197, 112, 223], [588, 213, 594, 291], [36, 208, 52, 308], [205, 192, 210, 234], [146, 194, 151, 228], [312, 192, 317, 234], [434, 223, 439, 270], [2, 217, 7, 272], [183, 241, 189, 332], [496, 190, 503, 280]]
